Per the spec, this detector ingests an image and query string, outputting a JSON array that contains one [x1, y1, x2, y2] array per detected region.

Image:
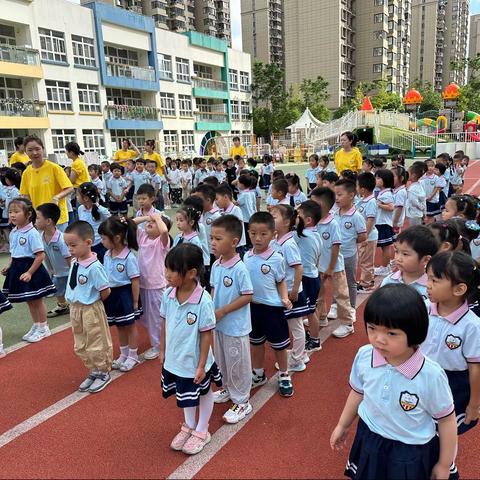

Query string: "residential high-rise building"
[[468, 14, 480, 78], [82, 0, 232, 46], [240, 0, 284, 67], [410, 0, 469, 90]]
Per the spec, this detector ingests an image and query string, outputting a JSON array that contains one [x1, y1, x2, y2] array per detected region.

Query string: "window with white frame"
[[46, 80, 72, 111], [39, 28, 67, 63], [104, 45, 138, 66], [176, 57, 190, 82], [110, 129, 145, 149], [77, 83, 100, 112], [373, 63, 383, 73], [181, 130, 195, 152], [239, 71, 250, 92], [193, 63, 213, 79], [241, 101, 250, 121], [178, 94, 192, 117], [160, 92, 175, 116], [163, 130, 178, 152], [229, 69, 238, 90], [51, 129, 76, 154], [106, 88, 142, 106], [231, 100, 240, 121], [82, 129, 105, 154], [72, 35, 96, 68], [158, 53, 173, 80]]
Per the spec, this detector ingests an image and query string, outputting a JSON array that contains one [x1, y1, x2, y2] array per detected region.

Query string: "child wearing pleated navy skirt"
[[2, 198, 55, 343], [160, 243, 222, 456], [99, 216, 141, 373], [331, 284, 458, 480]]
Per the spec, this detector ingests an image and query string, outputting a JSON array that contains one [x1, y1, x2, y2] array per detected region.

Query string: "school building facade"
[[0, 0, 252, 162]]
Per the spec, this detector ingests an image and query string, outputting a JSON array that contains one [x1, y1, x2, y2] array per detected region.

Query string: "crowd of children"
[[0, 132, 479, 477]]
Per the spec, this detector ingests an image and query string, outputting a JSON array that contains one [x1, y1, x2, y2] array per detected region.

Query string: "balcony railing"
[[192, 77, 227, 92], [0, 98, 46, 117], [0, 45, 40, 66], [105, 104, 161, 121], [195, 111, 228, 122], [106, 62, 155, 82]]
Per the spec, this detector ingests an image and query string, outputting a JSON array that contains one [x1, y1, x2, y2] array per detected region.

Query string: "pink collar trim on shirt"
[[182, 231, 198, 241], [362, 194, 375, 202], [208, 207, 220, 215], [277, 197, 289, 204], [106, 246, 130, 260], [378, 188, 391, 195], [372, 347, 425, 380], [276, 231, 294, 245], [75, 253, 98, 267], [429, 301, 469, 324], [319, 214, 334, 224], [393, 186, 406, 194], [339, 206, 356, 216], [224, 203, 234, 213], [390, 270, 428, 286], [168, 282, 204, 304], [17, 222, 34, 233], [43, 228, 61, 244], [248, 247, 274, 259], [220, 254, 241, 268]]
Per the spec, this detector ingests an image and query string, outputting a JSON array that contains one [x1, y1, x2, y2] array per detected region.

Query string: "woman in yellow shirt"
[[230, 136, 247, 159], [334, 131, 363, 174], [113, 138, 140, 166], [66, 142, 90, 188], [143, 139, 164, 175], [20, 135, 73, 231], [9, 137, 30, 166]]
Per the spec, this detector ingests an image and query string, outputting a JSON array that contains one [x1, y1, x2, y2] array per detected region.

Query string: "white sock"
[[253, 368, 264, 377], [196, 389, 213, 433], [119, 346, 129, 361], [128, 348, 138, 361], [184, 406, 197, 430], [39, 321, 47, 329]]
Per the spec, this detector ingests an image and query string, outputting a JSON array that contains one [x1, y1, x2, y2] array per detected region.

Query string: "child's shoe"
[[120, 356, 139, 372], [88, 371, 111, 393], [305, 337, 321, 352], [79, 371, 97, 392], [143, 346, 160, 360], [111, 356, 126, 370], [170, 424, 193, 451], [278, 373, 294, 397], [22, 324, 37, 342], [332, 324, 354, 338], [251, 370, 267, 389], [319, 317, 329, 327], [223, 402, 253, 424], [28, 325, 51, 343], [182, 430, 211, 455], [47, 303, 69, 318], [327, 304, 338, 319], [213, 388, 231, 403]]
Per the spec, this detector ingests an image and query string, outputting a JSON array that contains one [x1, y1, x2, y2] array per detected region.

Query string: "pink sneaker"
[[170, 423, 192, 451], [182, 429, 211, 455]]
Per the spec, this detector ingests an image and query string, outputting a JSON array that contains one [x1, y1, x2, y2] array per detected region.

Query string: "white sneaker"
[[319, 318, 329, 327], [111, 356, 126, 370], [143, 347, 160, 360], [213, 388, 231, 404], [374, 266, 391, 276], [333, 324, 354, 338], [223, 402, 253, 424], [303, 353, 310, 364], [274, 359, 307, 372], [0, 348, 5, 359], [28, 326, 51, 343], [302, 318, 309, 327], [327, 304, 338, 319], [22, 324, 37, 342]]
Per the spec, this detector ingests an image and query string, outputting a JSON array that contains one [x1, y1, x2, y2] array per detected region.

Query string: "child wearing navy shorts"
[[331, 284, 458, 480], [160, 243, 222, 455], [2, 198, 56, 343], [106, 163, 130, 216], [423, 252, 480, 435], [99, 217, 141, 373], [244, 212, 294, 397]]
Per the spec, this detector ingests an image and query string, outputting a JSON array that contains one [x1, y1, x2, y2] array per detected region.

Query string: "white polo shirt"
[[393, 186, 407, 228], [375, 189, 394, 226], [406, 182, 426, 219], [421, 174, 441, 203], [237, 189, 257, 222], [42, 229, 70, 278], [334, 206, 366, 258], [356, 195, 378, 242], [202, 207, 222, 253], [316, 215, 345, 273], [294, 227, 322, 278]]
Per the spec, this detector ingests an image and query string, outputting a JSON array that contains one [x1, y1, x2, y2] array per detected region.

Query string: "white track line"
[[466, 177, 480, 195]]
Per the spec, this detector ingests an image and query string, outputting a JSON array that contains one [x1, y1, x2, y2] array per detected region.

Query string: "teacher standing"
[[334, 131, 363, 174], [19, 135, 73, 231]]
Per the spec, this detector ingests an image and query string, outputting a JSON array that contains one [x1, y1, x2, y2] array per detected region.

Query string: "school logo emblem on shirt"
[[358, 206, 364, 213], [430, 180, 435, 185], [52, 245, 60, 251], [344, 222, 353, 230], [261, 264, 271, 274], [116, 264, 125, 273], [78, 274, 88, 285], [19, 237, 27, 246], [206, 218, 212, 225], [474, 239, 480, 246], [445, 334, 462, 350], [223, 276, 233, 287], [186, 312, 197, 325], [322, 232, 330, 240], [399, 391, 419, 411]]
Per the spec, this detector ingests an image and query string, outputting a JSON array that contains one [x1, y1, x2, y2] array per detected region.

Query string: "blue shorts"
[[426, 201, 441, 217], [302, 275, 321, 314], [52, 276, 68, 298], [376, 224, 395, 247], [250, 303, 290, 350], [284, 290, 310, 320]]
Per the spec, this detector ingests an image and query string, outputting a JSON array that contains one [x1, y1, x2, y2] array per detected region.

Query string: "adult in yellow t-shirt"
[[20, 136, 73, 229], [9, 137, 29, 166], [113, 138, 140, 166], [66, 142, 90, 188], [230, 136, 247, 159], [334, 131, 363, 174], [143, 139, 164, 175]]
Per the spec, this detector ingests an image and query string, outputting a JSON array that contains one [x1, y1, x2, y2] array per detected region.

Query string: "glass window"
[[241, 101, 250, 121], [229, 69, 238, 90], [178, 94, 192, 117], [163, 130, 178, 153], [105, 45, 138, 66], [39, 28, 67, 63], [181, 130, 195, 152], [45, 80, 72, 111], [193, 64, 213, 79], [110, 129, 145, 150], [239, 71, 250, 92], [0, 76, 22, 100], [72, 35, 96, 68], [374, 13, 384, 23], [373, 63, 383, 73], [231, 100, 239, 121], [158, 53, 173, 80], [176, 57, 190, 83], [52, 129, 76, 154], [106, 88, 142, 106], [160, 92, 175, 116], [373, 47, 384, 57], [77, 83, 100, 112], [82, 129, 105, 155]]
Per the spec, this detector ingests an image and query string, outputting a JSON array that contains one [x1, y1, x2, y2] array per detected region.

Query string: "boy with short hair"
[[381, 225, 439, 299], [193, 158, 209, 188], [320, 171, 339, 190], [135, 184, 162, 230], [64, 221, 113, 393], [244, 212, 293, 397], [179, 160, 192, 200], [268, 179, 289, 209], [356, 173, 378, 292], [210, 215, 254, 423], [213, 160, 226, 183], [406, 162, 427, 226], [330, 179, 367, 338], [131, 158, 150, 210], [106, 163, 130, 215], [36, 203, 71, 318]]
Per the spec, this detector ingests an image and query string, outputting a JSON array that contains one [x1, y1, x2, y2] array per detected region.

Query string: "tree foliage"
[[451, 55, 480, 113], [409, 80, 443, 113]]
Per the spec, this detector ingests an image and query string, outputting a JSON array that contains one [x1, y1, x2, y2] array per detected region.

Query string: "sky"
[[473, 0, 480, 15]]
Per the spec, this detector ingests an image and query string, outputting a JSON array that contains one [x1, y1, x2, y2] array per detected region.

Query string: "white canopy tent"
[[286, 107, 325, 131]]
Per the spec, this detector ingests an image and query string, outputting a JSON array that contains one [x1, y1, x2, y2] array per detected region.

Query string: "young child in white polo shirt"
[[160, 243, 222, 455], [210, 215, 254, 424], [331, 284, 458, 480]]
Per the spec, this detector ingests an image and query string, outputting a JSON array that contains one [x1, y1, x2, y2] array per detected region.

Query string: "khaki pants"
[[70, 301, 113, 372], [358, 240, 377, 287], [316, 270, 354, 326]]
